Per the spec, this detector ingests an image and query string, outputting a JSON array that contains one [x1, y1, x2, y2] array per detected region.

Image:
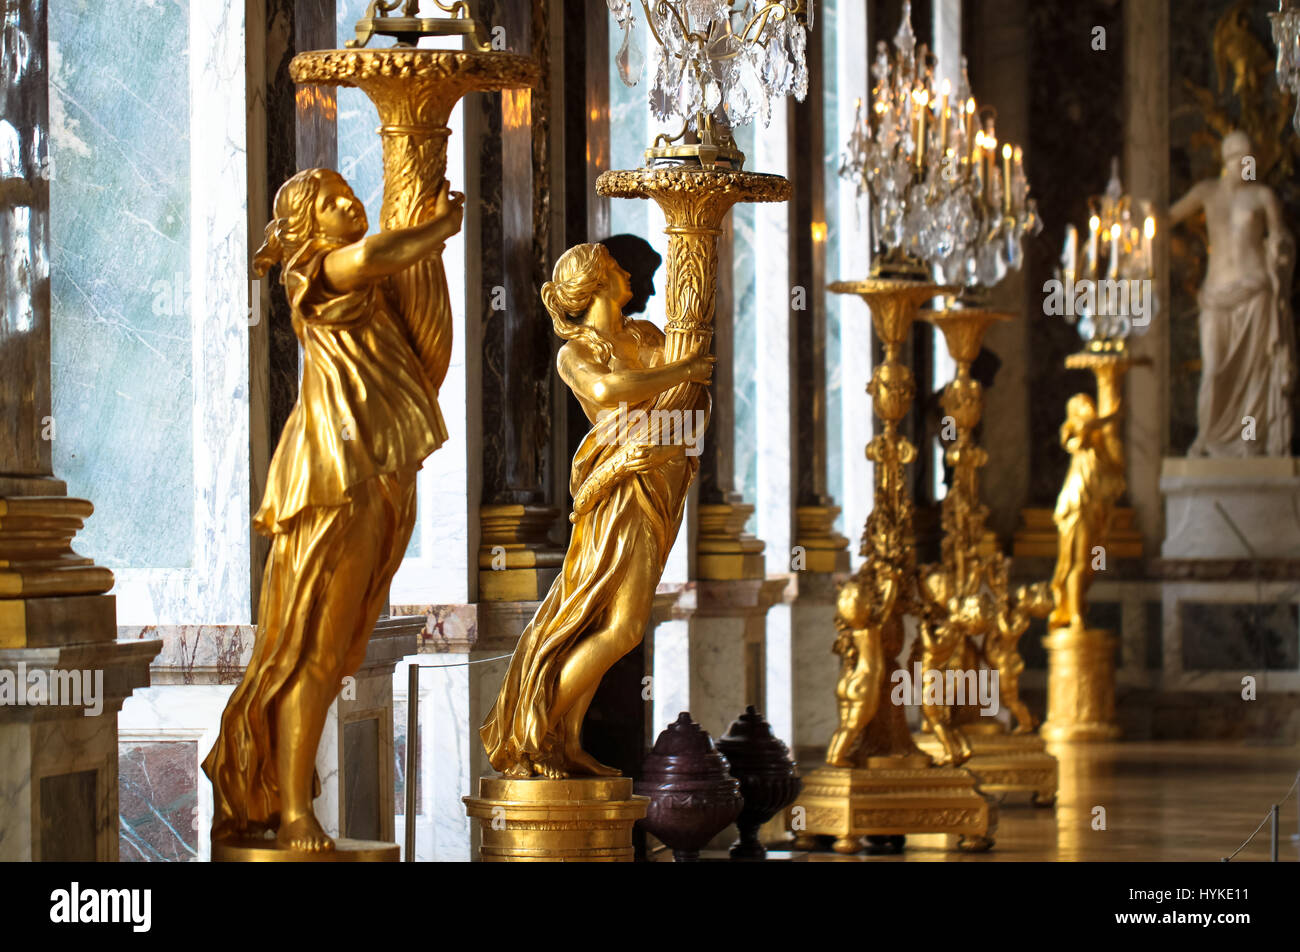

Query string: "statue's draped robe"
[[1052, 421, 1124, 602], [203, 239, 443, 837], [1191, 275, 1294, 457], [481, 330, 699, 770]]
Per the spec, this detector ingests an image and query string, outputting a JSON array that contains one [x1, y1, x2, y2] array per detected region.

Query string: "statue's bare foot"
[[536, 758, 569, 779], [277, 813, 334, 852], [503, 759, 536, 778], [564, 746, 621, 777]]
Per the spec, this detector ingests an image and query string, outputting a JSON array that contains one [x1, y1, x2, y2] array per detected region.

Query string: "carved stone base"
[[463, 775, 648, 862], [790, 759, 997, 853], [212, 836, 399, 862], [1160, 457, 1300, 560], [915, 726, 1058, 806]]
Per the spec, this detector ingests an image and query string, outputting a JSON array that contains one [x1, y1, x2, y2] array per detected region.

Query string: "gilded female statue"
[[1049, 393, 1123, 631], [203, 168, 464, 851], [480, 242, 714, 779]]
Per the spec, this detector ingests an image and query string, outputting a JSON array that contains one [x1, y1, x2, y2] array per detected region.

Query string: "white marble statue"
[[1170, 130, 1296, 457]]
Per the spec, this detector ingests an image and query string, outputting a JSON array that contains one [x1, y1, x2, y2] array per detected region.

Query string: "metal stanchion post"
[[404, 663, 419, 861], [1270, 804, 1279, 863]]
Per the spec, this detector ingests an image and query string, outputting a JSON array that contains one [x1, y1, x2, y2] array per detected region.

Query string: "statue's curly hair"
[[252, 168, 349, 280]]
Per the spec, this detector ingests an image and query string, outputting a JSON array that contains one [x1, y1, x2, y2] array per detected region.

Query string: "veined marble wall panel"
[[119, 683, 235, 863], [50, 0, 251, 625]]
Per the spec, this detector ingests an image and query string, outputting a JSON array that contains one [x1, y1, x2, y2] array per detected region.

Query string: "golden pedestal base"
[[792, 758, 997, 853], [915, 726, 1058, 806], [463, 775, 648, 862], [211, 836, 399, 862], [1041, 625, 1121, 742]]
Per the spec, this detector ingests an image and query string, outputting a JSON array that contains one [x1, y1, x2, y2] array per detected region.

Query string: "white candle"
[[1086, 215, 1100, 278], [1143, 216, 1156, 276], [1063, 224, 1079, 284]]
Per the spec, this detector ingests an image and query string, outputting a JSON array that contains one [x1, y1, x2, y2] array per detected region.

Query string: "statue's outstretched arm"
[[558, 345, 712, 409], [324, 183, 465, 292], [1169, 181, 1207, 228]]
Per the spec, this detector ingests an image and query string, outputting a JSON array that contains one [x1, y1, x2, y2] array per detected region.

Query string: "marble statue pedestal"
[[1161, 458, 1300, 559], [0, 596, 160, 861]]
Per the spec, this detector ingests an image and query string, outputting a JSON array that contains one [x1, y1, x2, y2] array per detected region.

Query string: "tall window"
[[49, 0, 250, 624]]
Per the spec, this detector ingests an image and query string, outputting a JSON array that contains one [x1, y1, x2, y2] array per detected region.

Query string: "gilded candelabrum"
[[909, 305, 1057, 805], [1040, 347, 1148, 744], [792, 278, 999, 854], [203, 5, 537, 862], [463, 165, 789, 862]]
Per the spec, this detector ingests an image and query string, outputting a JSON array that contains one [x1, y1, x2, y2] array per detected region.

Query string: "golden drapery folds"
[[204, 221, 444, 849], [480, 359, 700, 776], [482, 169, 787, 780]]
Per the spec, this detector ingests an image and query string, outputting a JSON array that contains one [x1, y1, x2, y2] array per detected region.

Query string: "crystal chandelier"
[[837, 1, 1040, 288], [1271, 0, 1300, 133], [1056, 158, 1156, 350], [608, 0, 814, 169]]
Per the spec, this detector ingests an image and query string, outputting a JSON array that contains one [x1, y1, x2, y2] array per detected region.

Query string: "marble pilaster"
[[1125, 0, 1170, 556], [474, 0, 563, 601]]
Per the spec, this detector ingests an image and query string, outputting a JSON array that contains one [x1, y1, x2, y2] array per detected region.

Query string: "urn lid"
[[716, 706, 798, 773], [642, 712, 734, 779]]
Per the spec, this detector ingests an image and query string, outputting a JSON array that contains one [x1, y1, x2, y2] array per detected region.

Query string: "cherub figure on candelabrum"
[[203, 169, 464, 852], [1049, 393, 1124, 632], [480, 243, 714, 779], [1170, 129, 1297, 457], [986, 565, 1052, 733]]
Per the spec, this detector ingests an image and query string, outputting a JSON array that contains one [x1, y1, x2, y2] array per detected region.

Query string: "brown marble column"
[[248, 0, 339, 612], [475, 0, 564, 601]]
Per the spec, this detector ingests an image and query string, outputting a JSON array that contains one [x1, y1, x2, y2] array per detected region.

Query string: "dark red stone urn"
[[635, 712, 743, 862], [715, 706, 802, 860]]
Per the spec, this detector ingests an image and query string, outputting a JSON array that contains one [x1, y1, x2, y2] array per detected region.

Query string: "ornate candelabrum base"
[[463, 777, 649, 862], [791, 279, 995, 854], [906, 304, 1059, 805], [915, 724, 1057, 806], [794, 756, 996, 854]]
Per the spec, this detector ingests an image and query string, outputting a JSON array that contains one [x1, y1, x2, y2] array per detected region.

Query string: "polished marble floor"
[[791, 741, 1300, 862]]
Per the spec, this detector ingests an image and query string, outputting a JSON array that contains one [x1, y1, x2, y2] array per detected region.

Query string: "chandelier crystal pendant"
[[608, 0, 814, 169], [1271, 0, 1300, 133], [1056, 157, 1157, 352], [838, 0, 1040, 288]]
